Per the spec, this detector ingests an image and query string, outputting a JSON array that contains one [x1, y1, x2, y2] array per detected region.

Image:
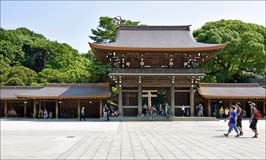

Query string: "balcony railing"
[[108, 68, 205, 75]]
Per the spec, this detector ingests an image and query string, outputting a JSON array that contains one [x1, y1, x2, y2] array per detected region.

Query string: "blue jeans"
[[228, 123, 238, 133]]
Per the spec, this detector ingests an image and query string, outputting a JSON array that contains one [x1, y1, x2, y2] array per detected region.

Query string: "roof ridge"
[[199, 83, 260, 87], [119, 25, 191, 31], [0, 86, 43, 89], [47, 83, 109, 87]]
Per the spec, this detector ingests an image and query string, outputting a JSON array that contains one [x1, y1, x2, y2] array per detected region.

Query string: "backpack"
[[255, 109, 262, 119]]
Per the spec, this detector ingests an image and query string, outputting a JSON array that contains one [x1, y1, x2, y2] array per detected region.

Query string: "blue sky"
[[1, 1, 265, 53]]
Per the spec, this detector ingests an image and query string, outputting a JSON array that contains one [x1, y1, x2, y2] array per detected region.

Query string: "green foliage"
[[90, 16, 140, 43], [36, 69, 68, 83], [0, 66, 37, 86], [0, 27, 92, 86], [5, 77, 25, 86], [193, 19, 266, 82], [111, 86, 119, 95], [87, 57, 110, 83]]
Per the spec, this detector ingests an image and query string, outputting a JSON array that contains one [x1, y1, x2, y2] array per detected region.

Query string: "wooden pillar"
[[190, 86, 194, 116], [263, 102, 266, 118], [4, 100, 7, 117], [77, 99, 80, 119], [39, 100, 42, 110], [24, 102, 27, 117], [33, 99, 36, 118], [118, 87, 123, 116], [55, 100, 58, 118], [100, 100, 103, 117], [208, 99, 211, 117], [43, 102, 46, 110], [171, 84, 175, 116], [138, 84, 142, 115]]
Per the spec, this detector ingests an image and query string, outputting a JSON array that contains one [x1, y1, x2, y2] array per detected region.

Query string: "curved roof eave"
[[89, 43, 226, 52]]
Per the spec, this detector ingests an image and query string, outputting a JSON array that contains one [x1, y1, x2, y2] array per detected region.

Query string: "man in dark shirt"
[[80, 107, 85, 121], [236, 102, 243, 136], [104, 104, 110, 121], [249, 103, 259, 138]]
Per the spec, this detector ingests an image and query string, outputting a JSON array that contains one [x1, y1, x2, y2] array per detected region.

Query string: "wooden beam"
[[142, 90, 157, 92], [33, 99, 36, 118], [208, 99, 211, 117], [55, 100, 58, 119], [171, 84, 175, 116], [122, 90, 138, 92], [119, 87, 123, 116], [24, 102, 27, 118], [190, 87, 194, 116], [4, 100, 7, 117], [100, 100, 103, 117], [138, 84, 142, 115], [263, 102, 266, 118], [123, 106, 138, 108], [174, 90, 190, 92], [77, 99, 80, 119]]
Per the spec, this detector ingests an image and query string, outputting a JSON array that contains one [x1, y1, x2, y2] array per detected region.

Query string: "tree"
[[36, 68, 68, 84], [88, 16, 140, 82], [0, 27, 93, 85], [193, 20, 266, 82], [0, 66, 37, 86], [90, 16, 140, 43], [87, 54, 110, 82]]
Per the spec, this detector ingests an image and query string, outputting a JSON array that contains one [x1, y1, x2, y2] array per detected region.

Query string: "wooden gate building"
[[90, 25, 226, 116]]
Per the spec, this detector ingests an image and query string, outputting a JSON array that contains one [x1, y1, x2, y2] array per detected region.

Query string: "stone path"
[[1, 119, 265, 159]]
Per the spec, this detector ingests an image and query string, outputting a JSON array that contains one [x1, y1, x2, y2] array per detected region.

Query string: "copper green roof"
[[198, 83, 266, 99], [1, 83, 111, 100], [90, 25, 226, 52]]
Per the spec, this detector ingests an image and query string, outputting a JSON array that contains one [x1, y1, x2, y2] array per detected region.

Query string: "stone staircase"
[[100, 116, 218, 121]]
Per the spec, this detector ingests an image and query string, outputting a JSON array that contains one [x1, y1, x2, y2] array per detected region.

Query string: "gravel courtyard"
[[1, 119, 265, 160]]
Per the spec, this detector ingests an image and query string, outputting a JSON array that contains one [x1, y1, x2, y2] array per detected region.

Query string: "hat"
[[250, 103, 256, 107]]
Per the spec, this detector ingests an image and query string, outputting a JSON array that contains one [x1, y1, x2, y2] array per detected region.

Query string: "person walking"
[[104, 104, 110, 121], [236, 102, 243, 136], [43, 109, 49, 119], [143, 104, 147, 116], [249, 103, 261, 138], [219, 106, 224, 119], [80, 107, 86, 121], [165, 103, 171, 117], [224, 107, 229, 118], [199, 104, 204, 117], [224, 106, 239, 137]]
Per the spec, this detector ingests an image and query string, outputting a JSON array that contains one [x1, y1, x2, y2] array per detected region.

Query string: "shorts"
[[249, 119, 258, 129], [236, 119, 242, 128]]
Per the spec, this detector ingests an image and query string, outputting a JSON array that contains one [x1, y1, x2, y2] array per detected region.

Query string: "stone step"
[[100, 116, 218, 121]]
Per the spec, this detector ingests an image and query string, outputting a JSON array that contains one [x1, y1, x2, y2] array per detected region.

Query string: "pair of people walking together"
[[224, 102, 261, 138]]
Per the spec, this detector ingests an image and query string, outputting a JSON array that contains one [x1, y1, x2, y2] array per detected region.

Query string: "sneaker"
[[235, 134, 240, 137], [224, 133, 228, 137], [252, 135, 258, 138]]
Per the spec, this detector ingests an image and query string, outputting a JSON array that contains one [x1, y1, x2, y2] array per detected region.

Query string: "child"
[[224, 106, 239, 137]]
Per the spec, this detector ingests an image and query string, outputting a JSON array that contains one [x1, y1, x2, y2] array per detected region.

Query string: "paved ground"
[[1, 119, 265, 160]]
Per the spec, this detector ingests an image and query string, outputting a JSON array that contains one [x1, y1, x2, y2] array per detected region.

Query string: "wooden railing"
[[109, 68, 204, 74]]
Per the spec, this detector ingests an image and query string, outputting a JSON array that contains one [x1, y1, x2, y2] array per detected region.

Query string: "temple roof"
[[198, 83, 266, 99], [90, 25, 226, 52], [0, 86, 42, 100], [1, 83, 111, 100]]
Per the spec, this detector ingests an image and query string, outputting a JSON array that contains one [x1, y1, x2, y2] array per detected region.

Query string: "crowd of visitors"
[[6, 108, 17, 117], [142, 103, 171, 117], [219, 105, 245, 119], [37, 109, 53, 119], [223, 102, 262, 138]]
